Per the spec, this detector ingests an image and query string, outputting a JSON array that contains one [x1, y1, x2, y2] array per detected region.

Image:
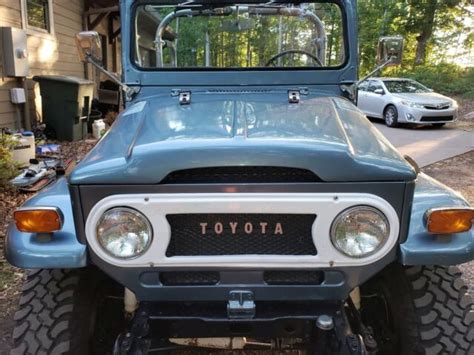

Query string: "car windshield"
[[134, 1, 344, 69], [383, 80, 430, 94]]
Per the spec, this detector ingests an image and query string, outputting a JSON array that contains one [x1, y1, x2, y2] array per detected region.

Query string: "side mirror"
[[377, 36, 403, 66], [374, 88, 385, 95], [75, 31, 102, 63], [74, 31, 138, 101]]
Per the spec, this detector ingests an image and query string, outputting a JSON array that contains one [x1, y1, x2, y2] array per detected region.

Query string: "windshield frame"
[[120, 0, 358, 87], [130, 0, 350, 72]]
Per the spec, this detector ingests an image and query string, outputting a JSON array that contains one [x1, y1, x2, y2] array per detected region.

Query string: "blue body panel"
[[400, 173, 474, 265], [69, 94, 416, 185], [4, 178, 87, 269], [121, 0, 359, 89], [5, 1, 472, 270], [6, 173, 473, 269]]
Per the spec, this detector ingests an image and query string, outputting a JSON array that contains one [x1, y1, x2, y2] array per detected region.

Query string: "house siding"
[[0, 0, 85, 129]]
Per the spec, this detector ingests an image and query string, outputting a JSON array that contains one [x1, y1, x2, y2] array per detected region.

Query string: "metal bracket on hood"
[[288, 90, 300, 104], [179, 91, 191, 105]]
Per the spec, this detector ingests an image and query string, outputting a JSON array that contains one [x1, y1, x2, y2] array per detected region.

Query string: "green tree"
[[403, 0, 463, 65], [358, 0, 472, 73]]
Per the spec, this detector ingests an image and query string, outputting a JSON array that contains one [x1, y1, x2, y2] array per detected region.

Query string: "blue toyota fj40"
[[6, 1, 473, 354]]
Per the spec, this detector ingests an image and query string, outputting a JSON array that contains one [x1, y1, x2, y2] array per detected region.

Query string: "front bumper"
[[114, 300, 367, 354], [90, 251, 390, 302], [397, 104, 458, 124]]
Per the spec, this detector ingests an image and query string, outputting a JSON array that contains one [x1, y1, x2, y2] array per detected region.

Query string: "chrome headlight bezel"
[[96, 207, 153, 260], [330, 205, 390, 258]]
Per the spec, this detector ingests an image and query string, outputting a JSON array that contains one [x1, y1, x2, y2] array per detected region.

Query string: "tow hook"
[[346, 297, 378, 354], [113, 310, 150, 355], [227, 290, 256, 319]]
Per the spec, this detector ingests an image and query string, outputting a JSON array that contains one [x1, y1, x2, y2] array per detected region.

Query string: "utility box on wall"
[[1, 27, 29, 77]]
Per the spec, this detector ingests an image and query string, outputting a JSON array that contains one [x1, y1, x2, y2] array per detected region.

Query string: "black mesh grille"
[[160, 166, 321, 184], [160, 272, 220, 286], [424, 104, 450, 110], [264, 271, 324, 285], [420, 116, 454, 122], [166, 213, 317, 256]]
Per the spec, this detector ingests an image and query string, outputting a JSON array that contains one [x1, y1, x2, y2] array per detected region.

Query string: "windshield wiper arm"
[[176, 1, 205, 9]]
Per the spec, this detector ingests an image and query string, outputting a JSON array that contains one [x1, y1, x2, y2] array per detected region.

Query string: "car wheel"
[[11, 268, 124, 355], [384, 105, 399, 127], [359, 264, 473, 355], [432, 123, 446, 128]]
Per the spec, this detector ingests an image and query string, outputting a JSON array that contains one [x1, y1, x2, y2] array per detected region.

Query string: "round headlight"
[[330, 206, 389, 258], [96, 207, 152, 259]]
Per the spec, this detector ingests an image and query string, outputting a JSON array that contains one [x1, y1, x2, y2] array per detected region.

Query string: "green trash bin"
[[33, 75, 95, 141]]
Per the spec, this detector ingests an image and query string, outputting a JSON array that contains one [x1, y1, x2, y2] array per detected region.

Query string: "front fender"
[[6, 174, 473, 268], [400, 173, 474, 265], [5, 178, 87, 269]]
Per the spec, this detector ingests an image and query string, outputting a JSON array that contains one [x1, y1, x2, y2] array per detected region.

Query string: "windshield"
[[134, 2, 344, 69], [384, 80, 430, 94]]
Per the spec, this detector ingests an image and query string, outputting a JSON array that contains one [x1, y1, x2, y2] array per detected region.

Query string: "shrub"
[[0, 134, 20, 186]]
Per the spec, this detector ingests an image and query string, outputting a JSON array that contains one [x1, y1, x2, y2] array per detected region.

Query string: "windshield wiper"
[[176, 1, 205, 9], [176, 1, 289, 10]]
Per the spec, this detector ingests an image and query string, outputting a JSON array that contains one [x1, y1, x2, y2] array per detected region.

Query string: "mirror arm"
[[85, 54, 139, 101], [356, 57, 394, 87], [341, 57, 394, 101]]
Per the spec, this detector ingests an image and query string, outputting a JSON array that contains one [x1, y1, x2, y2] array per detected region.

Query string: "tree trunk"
[[414, 0, 437, 65]]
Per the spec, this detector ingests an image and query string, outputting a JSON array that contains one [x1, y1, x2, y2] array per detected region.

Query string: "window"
[[383, 80, 429, 94], [358, 81, 369, 91], [134, 2, 345, 69], [367, 82, 383, 93], [22, 0, 54, 34]]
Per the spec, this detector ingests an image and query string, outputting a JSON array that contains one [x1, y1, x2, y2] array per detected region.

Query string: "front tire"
[[360, 264, 473, 354], [384, 105, 399, 127], [11, 269, 123, 355]]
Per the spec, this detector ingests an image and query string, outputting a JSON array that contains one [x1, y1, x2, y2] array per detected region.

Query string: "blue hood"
[[70, 92, 416, 184]]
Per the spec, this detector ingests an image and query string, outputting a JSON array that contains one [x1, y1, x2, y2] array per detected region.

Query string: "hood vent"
[[160, 166, 322, 184]]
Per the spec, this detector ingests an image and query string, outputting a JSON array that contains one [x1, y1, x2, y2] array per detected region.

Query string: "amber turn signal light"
[[426, 208, 474, 234], [14, 208, 63, 233]]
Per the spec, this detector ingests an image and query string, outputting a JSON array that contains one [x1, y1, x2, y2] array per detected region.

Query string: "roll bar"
[[154, 6, 327, 67]]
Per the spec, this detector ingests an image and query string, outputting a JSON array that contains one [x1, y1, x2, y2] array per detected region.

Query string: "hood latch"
[[179, 91, 191, 105], [288, 90, 300, 104]]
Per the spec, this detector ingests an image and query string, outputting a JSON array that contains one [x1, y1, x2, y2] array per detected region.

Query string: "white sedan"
[[357, 78, 458, 127]]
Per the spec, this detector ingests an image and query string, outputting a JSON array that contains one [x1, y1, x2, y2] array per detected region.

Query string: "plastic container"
[[33, 75, 95, 141], [11, 131, 35, 166], [92, 119, 106, 139]]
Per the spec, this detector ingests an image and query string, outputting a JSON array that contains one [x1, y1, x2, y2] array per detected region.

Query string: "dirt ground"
[[0, 101, 472, 352], [453, 96, 474, 132]]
